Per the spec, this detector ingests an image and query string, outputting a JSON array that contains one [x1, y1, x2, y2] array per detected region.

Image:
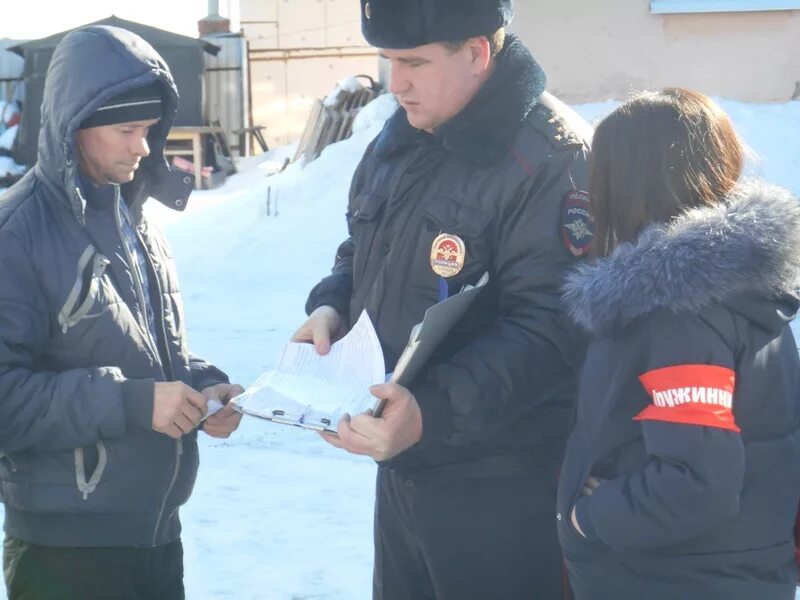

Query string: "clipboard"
[[374, 271, 489, 417]]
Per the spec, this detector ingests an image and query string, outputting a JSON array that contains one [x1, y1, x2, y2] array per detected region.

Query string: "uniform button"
[[556, 512, 562, 521], [404, 479, 414, 488], [175, 199, 184, 208], [182, 176, 192, 185]]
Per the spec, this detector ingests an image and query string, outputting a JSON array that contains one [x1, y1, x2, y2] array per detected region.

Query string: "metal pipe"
[[249, 51, 377, 63], [249, 45, 373, 54]]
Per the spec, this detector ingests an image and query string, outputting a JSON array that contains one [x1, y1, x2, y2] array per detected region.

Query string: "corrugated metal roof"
[[7, 17, 219, 57]]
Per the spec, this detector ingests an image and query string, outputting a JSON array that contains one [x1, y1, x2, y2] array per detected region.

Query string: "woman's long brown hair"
[[590, 89, 744, 257]]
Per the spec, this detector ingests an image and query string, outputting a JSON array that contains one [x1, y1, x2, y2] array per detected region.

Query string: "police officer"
[[292, 1, 592, 597]]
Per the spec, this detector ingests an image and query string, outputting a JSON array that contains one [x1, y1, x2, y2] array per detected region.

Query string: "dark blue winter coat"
[[305, 35, 593, 474], [557, 181, 800, 599], [0, 26, 227, 547]]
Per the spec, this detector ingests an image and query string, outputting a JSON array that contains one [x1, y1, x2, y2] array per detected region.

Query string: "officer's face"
[[382, 38, 492, 132], [75, 119, 159, 186]]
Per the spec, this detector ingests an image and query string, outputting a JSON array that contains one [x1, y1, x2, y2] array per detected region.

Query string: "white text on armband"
[[651, 387, 733, 409]]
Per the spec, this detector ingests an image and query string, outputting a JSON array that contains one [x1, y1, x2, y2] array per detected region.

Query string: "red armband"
[[634, 364, 739, 432]]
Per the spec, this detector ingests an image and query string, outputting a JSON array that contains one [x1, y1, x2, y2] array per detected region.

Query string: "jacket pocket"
[[57, 245, 112, 334], [73, 440, 108, 500], [348, 192, 389, 279], [423, 199, 493, 239]]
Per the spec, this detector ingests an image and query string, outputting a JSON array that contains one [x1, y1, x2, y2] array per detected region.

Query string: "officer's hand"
[[153, 381, 208, 439], [201, 383, 245, 439], [290, 306, 346, 356], [320, 383, 422, 462]]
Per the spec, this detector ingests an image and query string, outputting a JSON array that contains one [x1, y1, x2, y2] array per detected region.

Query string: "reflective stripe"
[[94, 99, 161, 112], [74, 440, 108, 500], [57, 245, 96, 333], [58, 252, 111, 333]]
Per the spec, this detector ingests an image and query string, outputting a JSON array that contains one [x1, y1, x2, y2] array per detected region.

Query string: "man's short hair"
[[442, 28, 506, 58]]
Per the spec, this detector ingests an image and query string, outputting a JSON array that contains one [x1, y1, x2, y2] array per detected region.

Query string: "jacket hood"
[[373, 34, 546, 163], [564, 180, 800, 334], [34, 26, 190, 224]]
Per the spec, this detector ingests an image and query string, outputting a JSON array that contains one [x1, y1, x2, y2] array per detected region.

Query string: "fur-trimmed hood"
[[564, 180, 800, 334]]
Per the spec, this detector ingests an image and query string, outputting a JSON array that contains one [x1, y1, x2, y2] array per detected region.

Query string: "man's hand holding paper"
[[321, 383, 422, 461], [202, 383, 245, 438], [291, 305, 346, 355]]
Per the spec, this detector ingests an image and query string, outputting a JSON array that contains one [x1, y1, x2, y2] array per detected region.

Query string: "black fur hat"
[[361, 0, 513, 49]]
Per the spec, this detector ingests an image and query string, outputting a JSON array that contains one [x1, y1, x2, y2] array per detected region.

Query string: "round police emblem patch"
[[430, 233, 466, 278], [561, 190, 594, 257]]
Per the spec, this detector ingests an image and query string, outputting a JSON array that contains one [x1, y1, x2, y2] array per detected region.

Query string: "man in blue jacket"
[[0, 26, 242, 599]]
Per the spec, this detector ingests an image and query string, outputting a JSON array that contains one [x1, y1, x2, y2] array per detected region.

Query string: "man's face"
[[382, 39, 490, 132], [75, 118, 159, 186]]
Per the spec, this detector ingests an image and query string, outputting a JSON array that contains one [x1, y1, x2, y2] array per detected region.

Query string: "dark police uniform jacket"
[[306, 35, 592, 474], [557, 181, 800, 599]]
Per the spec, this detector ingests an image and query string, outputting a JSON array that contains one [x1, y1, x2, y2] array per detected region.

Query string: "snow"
[[0, 125, 17, 151], [0, 156, 24, 179], [576, 98, 800, 195], [1, 93, 799, 599], [323, 75, 370, 107]]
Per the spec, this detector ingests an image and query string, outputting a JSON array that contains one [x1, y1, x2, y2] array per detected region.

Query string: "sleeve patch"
[[634, 364, 740, 432], [561, 190, 594, 257]]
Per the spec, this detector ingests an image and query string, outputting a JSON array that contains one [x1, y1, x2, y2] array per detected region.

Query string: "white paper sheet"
[[233, 311, 385, 430]]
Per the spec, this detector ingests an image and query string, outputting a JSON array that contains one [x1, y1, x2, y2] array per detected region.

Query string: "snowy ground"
[[0, 95, 799, 599]]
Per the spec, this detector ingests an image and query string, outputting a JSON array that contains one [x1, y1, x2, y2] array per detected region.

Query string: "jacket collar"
[[563, 180, 800, 334], [374, 34, 546, 163]]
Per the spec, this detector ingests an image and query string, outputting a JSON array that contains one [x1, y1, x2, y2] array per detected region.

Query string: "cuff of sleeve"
[[306, 295, 349, 321], [304, 274, 352, 319], [574, 496, 600, 543], [191, 365, 229, 394], [121, 379, 155, 430]]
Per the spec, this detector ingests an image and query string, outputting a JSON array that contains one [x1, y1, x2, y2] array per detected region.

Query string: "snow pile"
[[0, 124, 17, 151], [0, 155, 24, 178], [323, 75, 373, 107], [0, 100, 20, 128], [148, 97, 399, 600], [719, 99, 800, 194], [574, 99, 800, 195]]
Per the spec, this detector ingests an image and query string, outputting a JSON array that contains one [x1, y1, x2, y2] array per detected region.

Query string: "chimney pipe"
[[199, 0, 230, 35]]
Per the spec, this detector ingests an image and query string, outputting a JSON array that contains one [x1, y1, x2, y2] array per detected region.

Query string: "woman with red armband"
[[557, 89, 800, 600]]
